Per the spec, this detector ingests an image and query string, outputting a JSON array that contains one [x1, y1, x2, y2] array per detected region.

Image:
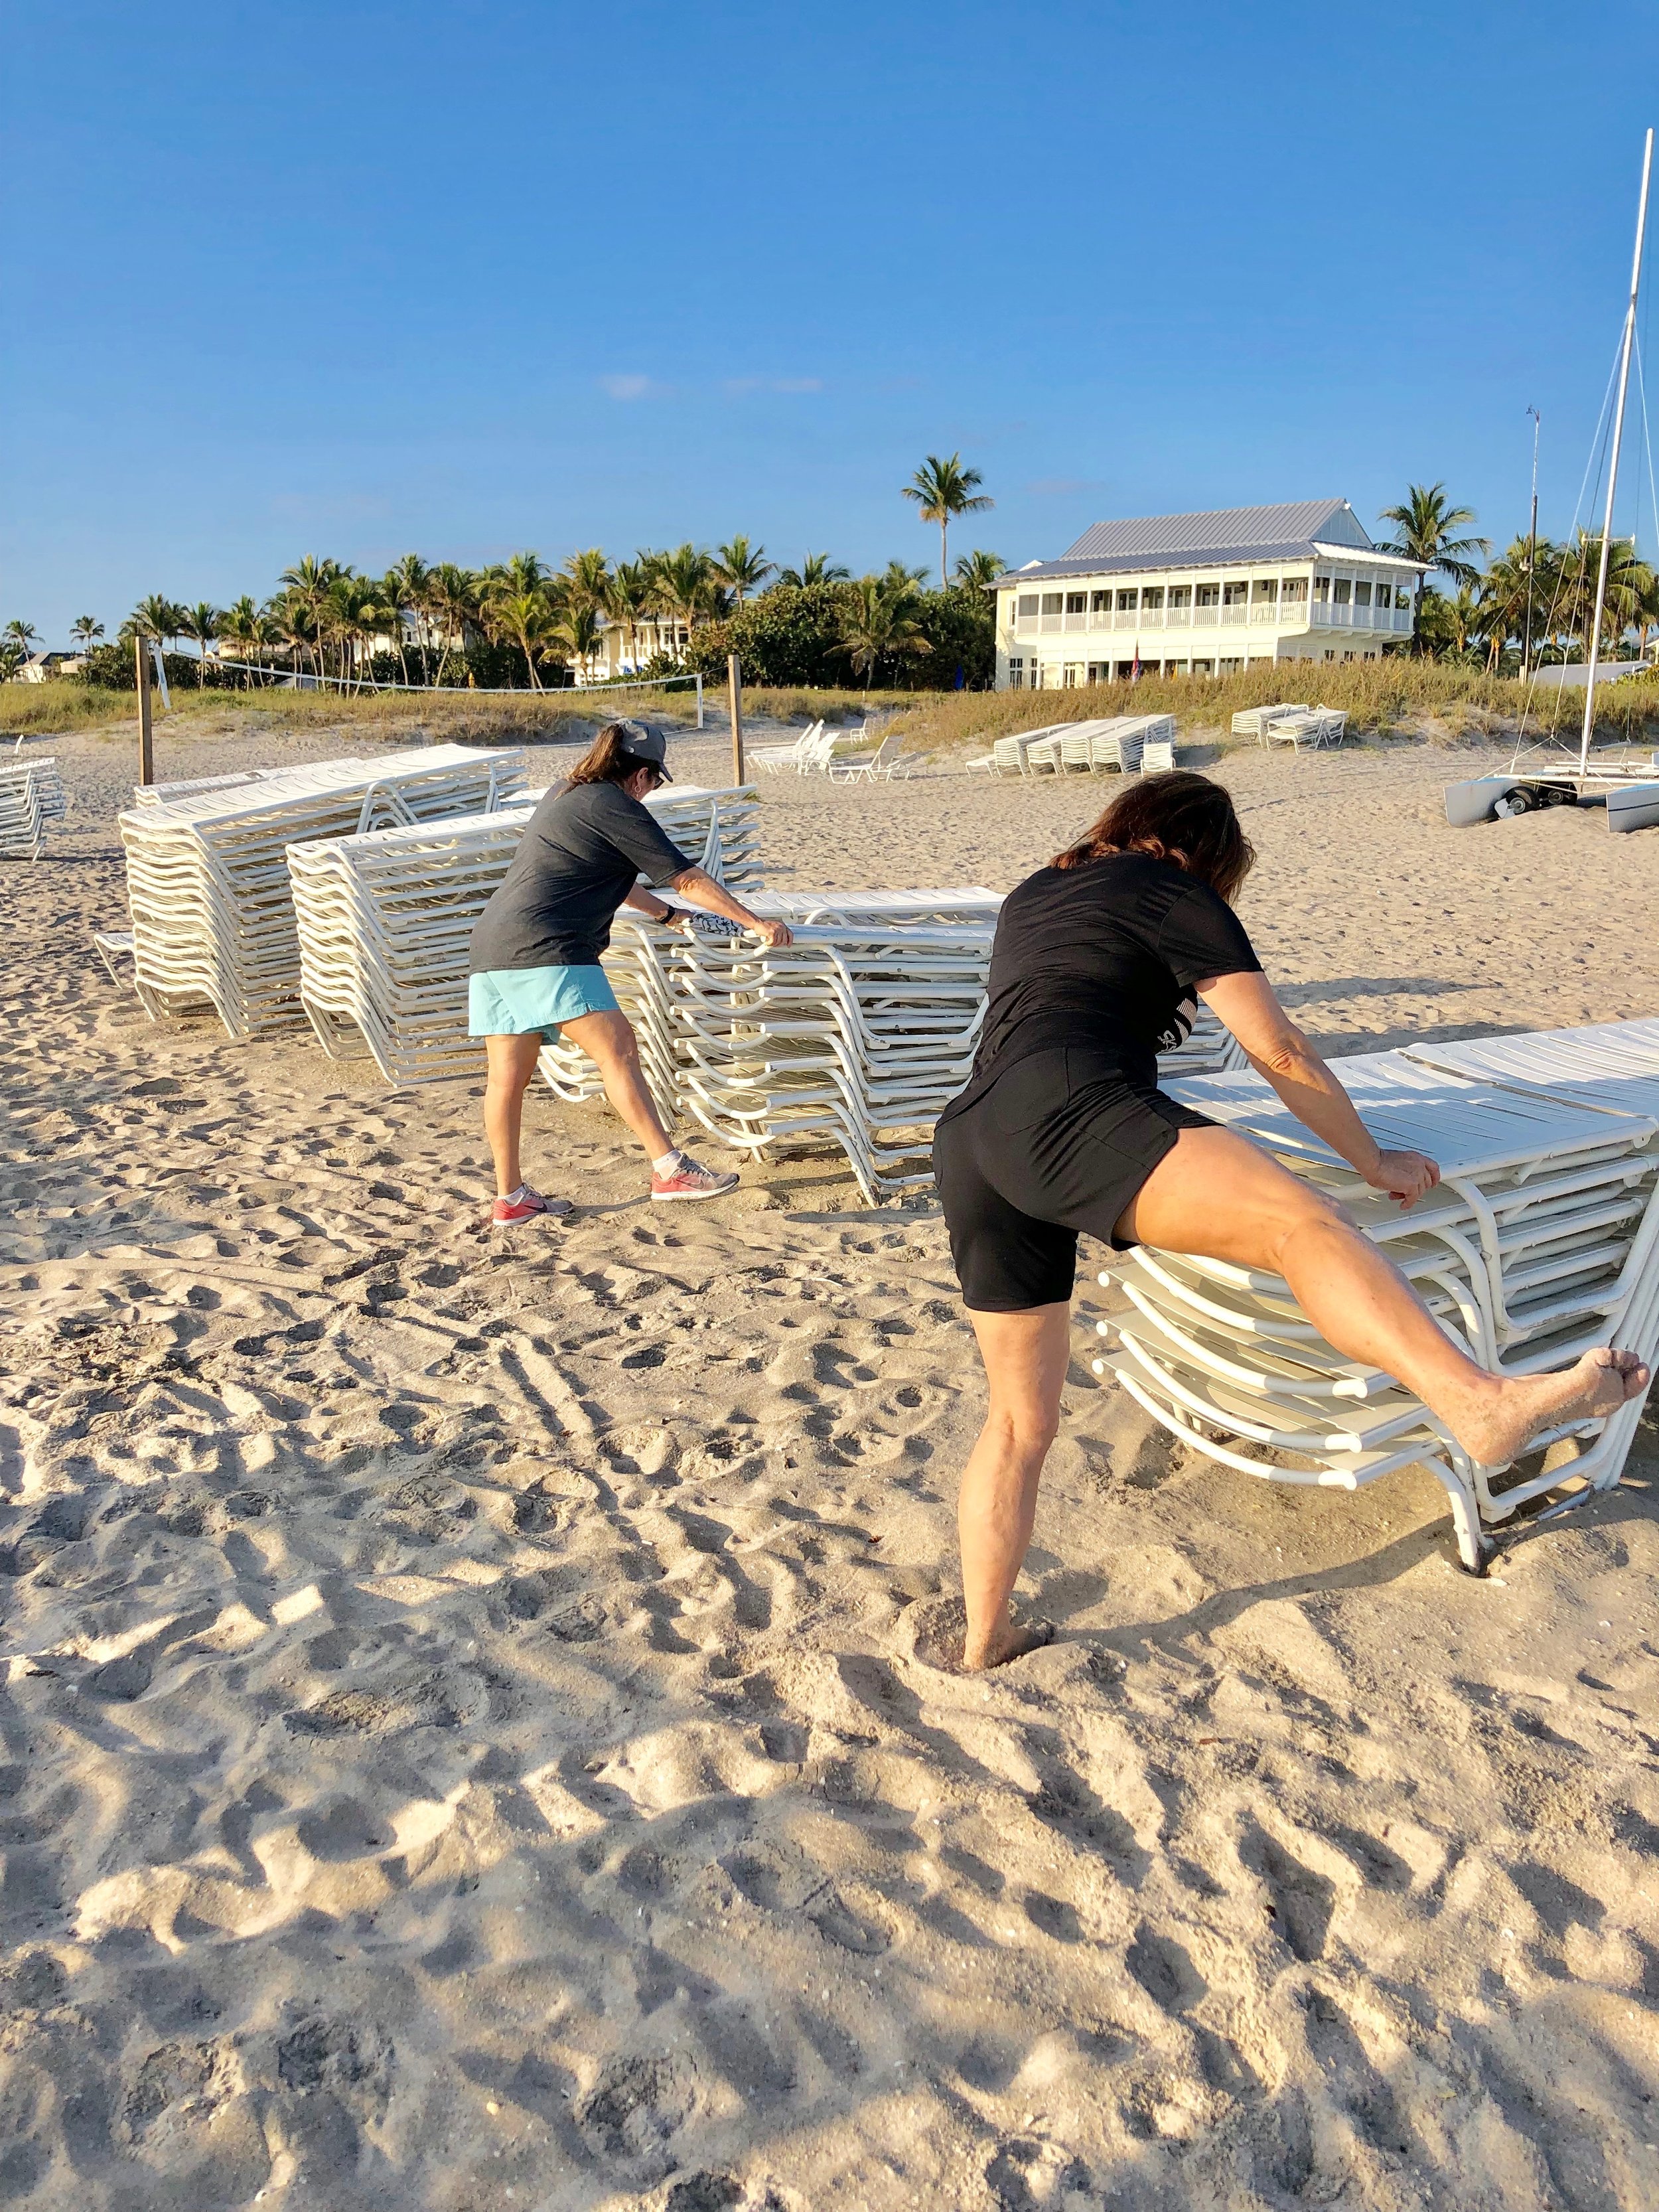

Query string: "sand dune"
[[1, 719, 1656, 2210]]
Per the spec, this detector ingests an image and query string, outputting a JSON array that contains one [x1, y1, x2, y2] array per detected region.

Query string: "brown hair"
[[1052, 769, 1255, 903], [567, 721, 663, 788]]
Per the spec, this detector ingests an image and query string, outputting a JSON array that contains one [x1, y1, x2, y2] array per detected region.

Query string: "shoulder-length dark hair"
[[1052, 769, 1255, 904], [567, 721, 662, 788]]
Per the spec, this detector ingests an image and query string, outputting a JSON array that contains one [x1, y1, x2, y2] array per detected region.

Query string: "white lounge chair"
[[965, 723, 1072, 776], [1090, 1045, 1659, 1570], [751, 721, 825, 774], [1232, 702, 1309, 743], [828, 731, 920, 782], [1265, 707, 1346, 750]]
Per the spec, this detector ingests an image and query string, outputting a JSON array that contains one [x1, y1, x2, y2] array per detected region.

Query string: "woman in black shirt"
[[934, 771, 1648, 1670]]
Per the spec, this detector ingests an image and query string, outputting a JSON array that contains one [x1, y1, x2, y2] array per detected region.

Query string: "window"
[[1007, 658, 1024, 688], [1167, 658, 1190, 675], [1117, 589, 1139, 612], [1313, 576, 1331, 603], [1016, 594, 1038, 619], [1252, 578, 1279, 602], [1222, 581, 1248, 606], [1191, 657, 1214, 675], [1167, 585, 1192, 609], [1063, 663, 1082, 686], [1115, 660, 1137, 680], [1065, 591, 1087, 615], [1086, 661, 1111, 683], [1218, 656, 1244, 674], [1353, 580, 1372, 607], [1090, 590, 1112, 615], [1196, 583, 1221, 608], [1281, 577, 1308, 604], [1333, 578, 1352, 605], [1141, 587, 1165, 611], [1041, 593, 1063, 616]]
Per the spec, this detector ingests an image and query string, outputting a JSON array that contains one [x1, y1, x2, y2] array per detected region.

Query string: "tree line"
[[1380, 482, 1659, 671], [7, 453, 1002, 694]]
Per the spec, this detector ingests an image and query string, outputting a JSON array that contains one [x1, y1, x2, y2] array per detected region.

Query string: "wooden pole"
[[136, 636, 154, 788], [727, 653, 744, 784]]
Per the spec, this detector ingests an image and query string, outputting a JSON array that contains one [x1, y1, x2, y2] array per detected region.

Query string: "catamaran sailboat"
[[1447, 128, 1659, 834]]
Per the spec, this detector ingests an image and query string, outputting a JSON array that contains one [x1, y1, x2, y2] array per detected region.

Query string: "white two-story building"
[[993, 498, 1424, 690]]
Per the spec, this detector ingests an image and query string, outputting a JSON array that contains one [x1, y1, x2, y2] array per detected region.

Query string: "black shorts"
[[932, 1046, 1214, 1311]]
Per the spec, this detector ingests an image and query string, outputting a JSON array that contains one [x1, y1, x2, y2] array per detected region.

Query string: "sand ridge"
[[1, 723, 1657, 2209]]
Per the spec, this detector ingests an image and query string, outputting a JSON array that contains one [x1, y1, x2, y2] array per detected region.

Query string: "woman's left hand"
[[1364, 1147, 1440, 1209]]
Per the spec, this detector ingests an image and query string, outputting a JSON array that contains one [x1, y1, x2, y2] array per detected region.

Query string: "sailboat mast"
[[1580, 126, 1654, 774]]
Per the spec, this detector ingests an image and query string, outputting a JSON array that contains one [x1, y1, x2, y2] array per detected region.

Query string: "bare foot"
[[960, 1617, 1055, 1673], [1449, 1347, 1650, 1469]]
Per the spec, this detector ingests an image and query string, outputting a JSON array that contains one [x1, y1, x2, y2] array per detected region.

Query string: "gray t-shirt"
[[468, 780, 691, 974]]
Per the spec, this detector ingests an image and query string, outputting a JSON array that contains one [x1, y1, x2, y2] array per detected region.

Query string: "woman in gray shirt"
[[469, 721, 790, 1222]]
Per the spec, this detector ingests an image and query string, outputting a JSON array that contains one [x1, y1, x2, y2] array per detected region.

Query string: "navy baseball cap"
[[618, 720, 672, 780]]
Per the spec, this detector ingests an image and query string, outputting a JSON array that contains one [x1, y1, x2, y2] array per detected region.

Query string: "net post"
[[727, 654, 744, 784], [695, 672, 704, 731], [136, 636, 154, 787]]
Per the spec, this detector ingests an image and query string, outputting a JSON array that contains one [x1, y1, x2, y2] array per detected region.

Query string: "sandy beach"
[[3, 717, 1658, 2212]]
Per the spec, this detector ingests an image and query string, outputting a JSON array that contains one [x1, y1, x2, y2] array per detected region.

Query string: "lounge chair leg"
[[1427, 1457, 1494, 1574]]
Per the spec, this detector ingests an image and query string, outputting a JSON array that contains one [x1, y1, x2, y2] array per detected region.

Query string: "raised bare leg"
[[1118, 1126, 1649, 1467], [958, 1302, 1070, 1670], [560, 1008, 675, 1159], [483, 1032, 544, 1197]]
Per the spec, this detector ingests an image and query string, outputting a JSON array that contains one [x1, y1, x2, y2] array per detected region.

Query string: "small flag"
[[1131, 649, 1141, 682]]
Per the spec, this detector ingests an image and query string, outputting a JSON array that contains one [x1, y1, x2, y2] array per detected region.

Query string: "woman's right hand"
[[751, 917, 793, 948], [1364, 1147, 1440, 1209]]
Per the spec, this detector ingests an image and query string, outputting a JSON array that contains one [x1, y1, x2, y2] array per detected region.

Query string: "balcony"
[[1308, 602, 1412, 633]]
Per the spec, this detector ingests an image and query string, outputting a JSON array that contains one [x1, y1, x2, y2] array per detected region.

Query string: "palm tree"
[[559, 548, 611, 615], [490, 590, 555, 689], [652, 543, 717, 652], [217, 596, 261, 686], [882, 559, 930, 592], [69, 615, 104, 655], [129, 595, 186, 651], [550, 603, 603, 685], [179, 602, 220, 684], [425, 565, 479, 686], [711, 536, 774, 603], [776, 551, 849, 587], [1376, 485, 1488, 653], [902, 453, 994, 587], [952, 549, 1005, 591], [1553, 532, 1655, 659], [387, 553, 431, 681], [607, 559, 656, 672], [835, 574, 932, 692], [3, 617, 40, 659], [277, 557, 346, 680]]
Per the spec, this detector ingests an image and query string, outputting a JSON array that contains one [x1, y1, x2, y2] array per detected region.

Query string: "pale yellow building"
[[993, 498, 1424, 690]]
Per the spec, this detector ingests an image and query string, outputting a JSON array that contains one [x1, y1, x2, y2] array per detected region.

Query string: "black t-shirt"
[[468, 780, 691, 973], [946, 850, 1261, 1111]]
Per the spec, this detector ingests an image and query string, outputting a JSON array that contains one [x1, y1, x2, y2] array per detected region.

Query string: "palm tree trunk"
[[940, 518, 948, 588]]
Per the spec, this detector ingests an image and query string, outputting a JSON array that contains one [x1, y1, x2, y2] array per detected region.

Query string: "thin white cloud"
[[599, 373, 656, 401], [722, 376, 824, 397]]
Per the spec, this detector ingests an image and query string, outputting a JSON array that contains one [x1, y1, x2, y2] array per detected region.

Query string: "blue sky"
[[5, 1, 1657, 643]]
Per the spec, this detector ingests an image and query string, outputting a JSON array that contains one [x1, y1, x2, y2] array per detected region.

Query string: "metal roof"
[[988, 499, 1431, 589], [995, 542, 1427, 587], [1063, 499, 1368, 561]]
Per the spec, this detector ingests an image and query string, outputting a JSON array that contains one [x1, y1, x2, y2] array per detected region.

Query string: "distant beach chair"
[[1265, 707, 1346, 751], [828, 730, 920, 782], [965, 723, 1072, 776], [751, 720, 825, 774], [1232, 702, 1310, 743], [93, 928, 135, 986], [1141, 736, 1177, 771]]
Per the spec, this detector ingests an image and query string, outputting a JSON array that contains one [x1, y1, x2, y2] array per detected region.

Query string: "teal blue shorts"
[[468, 964, 619, 1038]]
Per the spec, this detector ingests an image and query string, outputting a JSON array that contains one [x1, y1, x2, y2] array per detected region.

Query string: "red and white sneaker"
[[491, 1185, 570, 1226], [650, 1151, 739, 1202]]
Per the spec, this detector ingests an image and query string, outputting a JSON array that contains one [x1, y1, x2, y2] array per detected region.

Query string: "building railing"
[[1010, 597, 1413, 640]]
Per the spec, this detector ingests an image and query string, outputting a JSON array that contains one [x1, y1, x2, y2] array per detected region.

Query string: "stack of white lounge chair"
[[1089, 1039, 1659, 1570], [1265, 707, 1347, 750], [118, 746, 529, 1038], [285, 785, 761, 1082], [969, 716, 1177, 778], [0, 757, 67, 858], [538, 891, 1003, 1204], [1231, 703, 1310, 741]]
